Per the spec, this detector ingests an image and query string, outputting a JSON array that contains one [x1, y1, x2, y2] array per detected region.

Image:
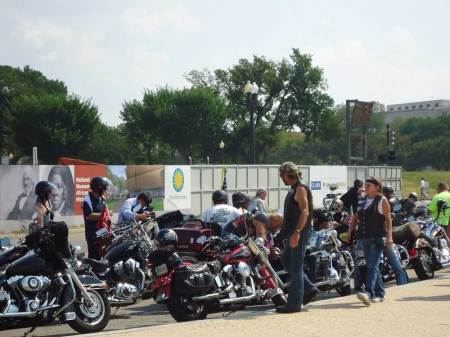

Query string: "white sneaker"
[[356, 292, 371, 305]]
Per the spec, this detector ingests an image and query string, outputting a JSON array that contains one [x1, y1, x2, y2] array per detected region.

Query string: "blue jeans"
[[359, 238, 384, 299], [282, 227, 312, 310], [384, 245, 408, 285]]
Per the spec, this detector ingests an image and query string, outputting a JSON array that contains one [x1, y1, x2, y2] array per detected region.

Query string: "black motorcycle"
[[80, 219, 156, 306], [0, 223, 110, 333]]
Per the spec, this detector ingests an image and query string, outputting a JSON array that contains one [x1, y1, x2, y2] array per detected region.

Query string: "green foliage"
[[121, 87, 229, 163], [185, 49, 334, 162], [11, 94, 100, 163], [393, 116, 450, 170]]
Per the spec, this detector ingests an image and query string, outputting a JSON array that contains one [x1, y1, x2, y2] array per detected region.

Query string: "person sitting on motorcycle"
[[232, 192, 251, 214], [312, 209, 333, 231], [404, 192, 418, 218], [201, 190, 241, 230], [31, 181, 71, 259], [31, 181, 56, 231], [428, 182, 450, 235], [117, 192, 155, 224]]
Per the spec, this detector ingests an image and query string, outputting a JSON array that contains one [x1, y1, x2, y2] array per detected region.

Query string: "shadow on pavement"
[[397, 294, 450, 302], [309, 302, 367, 310]]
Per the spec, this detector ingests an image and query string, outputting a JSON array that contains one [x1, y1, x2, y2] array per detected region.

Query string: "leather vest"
[[282, 182, 313, 235], [356, 194, 386, 239]]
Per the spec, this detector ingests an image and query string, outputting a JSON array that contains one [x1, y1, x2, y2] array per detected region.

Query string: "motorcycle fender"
[[78, 274, 108, 290], [152, 274, 173, 304]]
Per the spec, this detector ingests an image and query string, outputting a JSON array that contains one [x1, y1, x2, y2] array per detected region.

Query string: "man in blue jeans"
[[276, 162, 316, 313]]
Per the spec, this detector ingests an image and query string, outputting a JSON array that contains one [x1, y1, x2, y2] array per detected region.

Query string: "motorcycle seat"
[[82, 257, 110, 272]]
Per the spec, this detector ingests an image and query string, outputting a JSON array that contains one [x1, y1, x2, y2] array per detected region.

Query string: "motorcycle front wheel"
[[68, 289, 111, 333], [411, 248, 435, 280], [167, 292, 207, 322]]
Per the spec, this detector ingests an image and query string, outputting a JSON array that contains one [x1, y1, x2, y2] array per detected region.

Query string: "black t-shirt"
[[82, 192, 106, 236]]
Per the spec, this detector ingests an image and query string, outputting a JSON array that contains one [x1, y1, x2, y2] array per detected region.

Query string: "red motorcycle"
[[149, 234, 286, 322]]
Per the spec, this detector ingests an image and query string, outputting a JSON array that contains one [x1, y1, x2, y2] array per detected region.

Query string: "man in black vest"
[[276, 162, 317, 313]]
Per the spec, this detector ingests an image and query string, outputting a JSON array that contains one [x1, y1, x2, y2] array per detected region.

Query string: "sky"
[[1, 0, 449, 125]]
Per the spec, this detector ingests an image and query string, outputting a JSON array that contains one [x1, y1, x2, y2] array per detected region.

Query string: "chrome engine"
[[0, 276, 52, 314]]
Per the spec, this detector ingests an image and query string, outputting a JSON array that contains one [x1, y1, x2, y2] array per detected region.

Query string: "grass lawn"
[[402, 171, 450, 198]]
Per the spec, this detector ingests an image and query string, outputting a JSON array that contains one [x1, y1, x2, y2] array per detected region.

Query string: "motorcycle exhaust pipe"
[[219, 293, 257, 305], [191, 284, 234, 302], [0, 304, 60, 318]]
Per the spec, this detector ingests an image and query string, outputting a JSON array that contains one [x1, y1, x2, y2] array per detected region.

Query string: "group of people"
[[29, 166, 450, 314]]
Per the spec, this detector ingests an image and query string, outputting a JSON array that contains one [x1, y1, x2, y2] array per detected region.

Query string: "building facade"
[[385, 99, 450, 123]]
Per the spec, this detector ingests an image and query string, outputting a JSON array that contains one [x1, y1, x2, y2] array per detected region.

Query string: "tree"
[[185, 49, 334, 162], [11, 94, 100, 163], [121, 87, 230, 163]]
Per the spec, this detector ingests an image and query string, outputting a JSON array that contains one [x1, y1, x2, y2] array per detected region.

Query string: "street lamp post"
[[219, 140, 225, 164], [244, 81, 259, 164]]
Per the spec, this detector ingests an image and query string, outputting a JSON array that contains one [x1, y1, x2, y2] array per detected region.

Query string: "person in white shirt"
[[201, 190, 241, 229], [117, 192, 153, 224]]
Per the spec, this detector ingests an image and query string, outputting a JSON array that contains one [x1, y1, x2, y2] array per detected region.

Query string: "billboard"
[[164, 166, 191, 211]]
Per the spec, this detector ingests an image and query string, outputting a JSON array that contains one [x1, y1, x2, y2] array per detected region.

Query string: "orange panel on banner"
[[74, 165, 107, 215]]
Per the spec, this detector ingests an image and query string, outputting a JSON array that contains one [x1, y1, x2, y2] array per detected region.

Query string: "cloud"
[[120, 3, 202, 39], [305, 27, 449, 105], [13, 20, 72, 49]]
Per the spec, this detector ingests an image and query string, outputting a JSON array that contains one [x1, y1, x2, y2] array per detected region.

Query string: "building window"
[[426, 104, 430, 107], [397, 107, 402, 110], [389, 108, 394, 111], [405, 106, 409, 109], [435, 103, 439, 107], [412, 105, 416, 108], [419, 104, 423, 108]]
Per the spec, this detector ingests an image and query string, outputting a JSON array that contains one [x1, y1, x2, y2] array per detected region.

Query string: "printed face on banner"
[[0, 166, 38, 220]]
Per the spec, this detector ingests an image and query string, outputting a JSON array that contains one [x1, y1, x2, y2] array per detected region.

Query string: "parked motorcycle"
[[149, 233, 286, 322], [353, 241, 410, 283], [409, 217, 450, 280], [0, 224, 110, 333], [81, 219, 157, 306], [304, 229, 354, 295]]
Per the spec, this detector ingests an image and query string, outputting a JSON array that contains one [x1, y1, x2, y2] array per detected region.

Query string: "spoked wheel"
[[68, 289, 110, 333], [167, 292, 207, 322], [412, 248, 435, 280]]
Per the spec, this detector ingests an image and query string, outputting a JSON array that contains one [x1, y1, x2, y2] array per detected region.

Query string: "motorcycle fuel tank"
[[5, 252, 47, 276], [223, 245, 252, 265], [104, 240, 140, 265]]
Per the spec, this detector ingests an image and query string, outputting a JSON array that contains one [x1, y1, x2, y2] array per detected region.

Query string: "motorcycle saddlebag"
[[173, 263, 214, 295]]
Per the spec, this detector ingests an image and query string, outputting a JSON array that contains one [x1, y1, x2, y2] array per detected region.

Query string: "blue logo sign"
[[310, 181, 321, 190]]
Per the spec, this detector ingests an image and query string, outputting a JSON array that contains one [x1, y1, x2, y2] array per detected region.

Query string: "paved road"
[[0, 231, 447, 337]]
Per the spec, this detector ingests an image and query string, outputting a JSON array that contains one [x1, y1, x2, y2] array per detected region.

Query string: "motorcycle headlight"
[[255, 237, 265, 248]]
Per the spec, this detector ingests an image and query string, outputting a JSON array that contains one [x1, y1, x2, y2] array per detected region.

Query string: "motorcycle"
[[353, 241, 410, 283], [409, 217, 450, 280], [81, 219, 157, 306], [149, 234, 286, 322], [0, 224, 110, 333], [303, 229, 354, 296]]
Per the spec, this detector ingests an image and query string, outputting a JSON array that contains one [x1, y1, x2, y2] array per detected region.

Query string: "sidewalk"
[[87, 273, 450, 337]]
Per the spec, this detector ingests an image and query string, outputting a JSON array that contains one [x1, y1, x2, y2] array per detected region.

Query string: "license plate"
[[155, 264, 168, 276]]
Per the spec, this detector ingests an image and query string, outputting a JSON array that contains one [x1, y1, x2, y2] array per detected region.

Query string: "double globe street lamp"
[[244, 81, 259, 164]]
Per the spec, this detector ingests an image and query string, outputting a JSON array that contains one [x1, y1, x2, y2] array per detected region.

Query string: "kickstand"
[[23, 326, 37, 337], [113, 307, 120, 316]]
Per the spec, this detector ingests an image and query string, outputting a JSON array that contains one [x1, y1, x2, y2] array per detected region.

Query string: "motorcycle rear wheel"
[[167, 292, 207, 322], [412, 248, 435, 280]]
